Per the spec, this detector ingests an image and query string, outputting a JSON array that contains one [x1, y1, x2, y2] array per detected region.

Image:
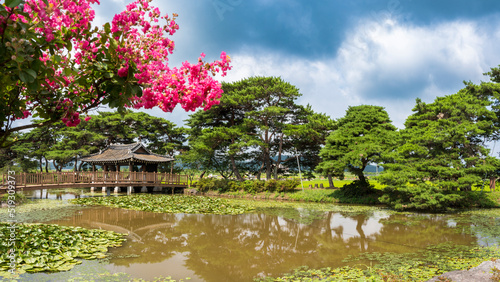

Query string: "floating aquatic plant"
[[0, 199, 86, 223], [0, 223, 126, 278], [72, 194, 254, 215]]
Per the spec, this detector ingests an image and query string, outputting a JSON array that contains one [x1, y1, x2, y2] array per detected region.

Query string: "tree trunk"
[[78, 161, 84, 171], [358, 172, 366, 184], [74, 155, 78, 171], [352, 166, 366, 184], [274, 133, 284, 180], [328, 174, 334, 188], [53, 160, 62, 172], [199, 170, 206, 179], [44, 156, 49, 172], [39, 156, 43, 172], [490, 177, 497, 192], [264, 149, 272, 180], [230, 155, 244, 181]]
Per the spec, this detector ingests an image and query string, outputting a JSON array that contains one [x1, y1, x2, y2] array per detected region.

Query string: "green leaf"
[[19, 70, 35, 83], [104, 22, 111, 34], [26, 80, 39, 91], [109, 38, 118, 50], [5, 0, 23, 8]]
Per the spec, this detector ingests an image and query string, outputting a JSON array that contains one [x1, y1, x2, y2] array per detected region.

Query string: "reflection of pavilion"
[[63, 207, 178, 242]]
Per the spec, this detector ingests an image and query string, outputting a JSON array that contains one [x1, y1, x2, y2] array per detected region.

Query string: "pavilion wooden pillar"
[[91, 164, 96, 192], [114, 164, 121, 193], [141, 164, 147, 193], [128, 161, 134, 195], [102, 164, 109, 193]]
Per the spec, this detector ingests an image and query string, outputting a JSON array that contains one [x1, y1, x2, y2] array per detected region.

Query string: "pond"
[[7, 189, 500, 281]]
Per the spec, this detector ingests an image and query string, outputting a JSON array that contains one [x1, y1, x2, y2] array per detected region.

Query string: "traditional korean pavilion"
[[81, 142, 173, 172]]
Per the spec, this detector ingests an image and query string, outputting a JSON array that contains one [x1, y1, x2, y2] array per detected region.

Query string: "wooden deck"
[[0, 171, 189, 193]]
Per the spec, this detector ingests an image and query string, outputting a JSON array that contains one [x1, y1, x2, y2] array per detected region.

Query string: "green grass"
[[286, 189, 337, 203], [296, 179, 385, 190]]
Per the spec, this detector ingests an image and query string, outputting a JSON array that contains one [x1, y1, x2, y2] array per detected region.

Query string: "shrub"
[[332, 180, 381, 205], [1, 192, 28, 205], [195, 178, 214, 192], [277, 179, 300, 192], [379, 184, 464, 211], [194, 178, 300, 194]]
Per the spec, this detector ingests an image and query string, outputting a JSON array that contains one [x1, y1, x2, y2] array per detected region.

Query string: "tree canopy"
[[183, 76, 335, 180], [1, 111, 185, 172], [378, 69, 500, 210], [317, 105, 398, 185]]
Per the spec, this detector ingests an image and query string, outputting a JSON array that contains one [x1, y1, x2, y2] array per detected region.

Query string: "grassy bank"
[[192, 178, 500, 210]]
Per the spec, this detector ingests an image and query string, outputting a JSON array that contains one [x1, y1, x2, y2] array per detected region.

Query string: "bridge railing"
[[1, 171, 188, 188]]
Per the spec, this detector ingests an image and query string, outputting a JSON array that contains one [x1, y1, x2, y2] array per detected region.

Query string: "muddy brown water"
[[19, 189, 478, 282]]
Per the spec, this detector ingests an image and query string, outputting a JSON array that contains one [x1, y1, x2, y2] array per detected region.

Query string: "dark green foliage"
[[317, 105, 398, 185], [379, 69, 500, 211], [379, 184, 463, 211], [195, 178, 300, 194], [380, 185, 500, 211], [2, 111, 185, 172], [184, 76, 335, 180], [332, 180, 382, 205]]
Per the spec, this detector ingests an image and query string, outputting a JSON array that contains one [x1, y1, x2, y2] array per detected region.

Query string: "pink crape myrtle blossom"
[[1, 0, 231, 144], [73, 0, 231, 114]]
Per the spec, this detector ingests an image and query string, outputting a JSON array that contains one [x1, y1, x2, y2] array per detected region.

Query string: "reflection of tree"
[[49, 207, 478, 282], [172, 213, 324, 282], [314, 212, 476, 266]]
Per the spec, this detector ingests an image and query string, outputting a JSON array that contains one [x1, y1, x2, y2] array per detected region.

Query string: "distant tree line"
[[3, 68, 500, 211]]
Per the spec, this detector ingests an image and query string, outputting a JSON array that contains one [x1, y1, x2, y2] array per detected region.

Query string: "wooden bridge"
[[0, 171, 189, 194]]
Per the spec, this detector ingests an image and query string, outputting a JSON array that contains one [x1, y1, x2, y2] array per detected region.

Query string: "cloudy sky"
[[92, 0, 500, 131]]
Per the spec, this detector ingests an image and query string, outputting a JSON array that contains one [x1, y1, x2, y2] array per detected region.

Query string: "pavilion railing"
[[1, 171, 188, 188]]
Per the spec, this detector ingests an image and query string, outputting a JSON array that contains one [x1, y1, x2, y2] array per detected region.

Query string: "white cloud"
[[218, 17, 500, 129]]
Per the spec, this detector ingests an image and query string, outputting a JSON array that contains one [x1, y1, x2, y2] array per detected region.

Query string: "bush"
[[332, 180, 381, 205], [277, 179, 300, 192], [379, 184, 464, 211], [194, 178, 300, 194], [1, 192, 28, 205]]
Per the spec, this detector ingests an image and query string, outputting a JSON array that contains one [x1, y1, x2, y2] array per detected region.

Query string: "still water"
[[18, 189, 484, 281]]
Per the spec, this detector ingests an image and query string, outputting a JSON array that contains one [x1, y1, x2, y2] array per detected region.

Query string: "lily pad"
[[0, 223, 126, 277], [72, 194, 254, 215]]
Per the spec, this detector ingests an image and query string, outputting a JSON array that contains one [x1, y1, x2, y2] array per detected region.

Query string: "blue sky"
[[91, 0, 500, 133]]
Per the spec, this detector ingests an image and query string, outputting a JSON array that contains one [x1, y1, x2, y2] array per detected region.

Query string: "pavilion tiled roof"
[[81, 143, 174, 164]]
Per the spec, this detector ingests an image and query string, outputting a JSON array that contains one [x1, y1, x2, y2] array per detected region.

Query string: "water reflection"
[[45, 206, 475, 282], [23, 188, 88, 200]]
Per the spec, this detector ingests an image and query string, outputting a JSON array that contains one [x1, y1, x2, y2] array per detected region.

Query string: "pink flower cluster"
[[62, 112, 81, 126], [23, 0, 99, 42], [104, 0, 231, 112], [7, 0, 231, 127]]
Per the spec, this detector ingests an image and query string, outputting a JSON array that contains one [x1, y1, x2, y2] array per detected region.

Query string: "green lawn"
[[296, 178, 385, 190]]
